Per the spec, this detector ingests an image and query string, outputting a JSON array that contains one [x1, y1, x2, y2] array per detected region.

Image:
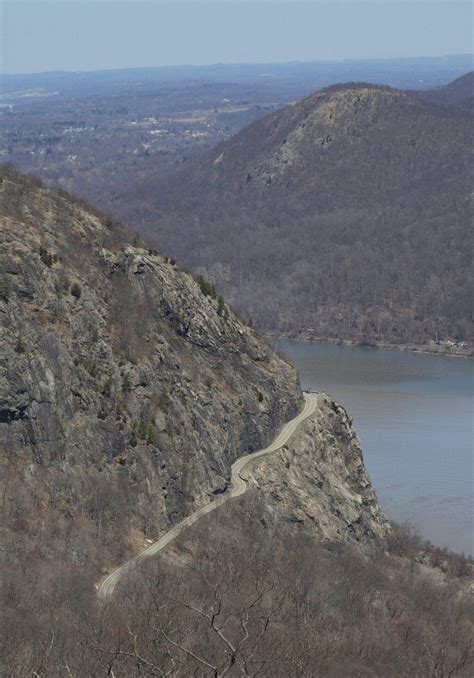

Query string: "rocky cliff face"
[[0, 168, 390, 574], [247, 394, 391, 544], [0, 169, 302, 563]]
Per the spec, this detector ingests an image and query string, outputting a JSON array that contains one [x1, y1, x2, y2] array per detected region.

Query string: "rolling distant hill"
[[148, 80, 473, 346], [418, 71, 474, 110]]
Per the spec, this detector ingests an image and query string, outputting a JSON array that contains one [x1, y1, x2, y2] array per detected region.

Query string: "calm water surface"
[[274, 340, 473, 556]]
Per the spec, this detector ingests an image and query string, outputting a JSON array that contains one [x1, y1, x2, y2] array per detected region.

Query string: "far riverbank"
[[266, 332, 473, 360]]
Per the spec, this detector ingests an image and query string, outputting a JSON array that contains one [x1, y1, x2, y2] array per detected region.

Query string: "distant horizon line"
[[2, 53, 473, 79]]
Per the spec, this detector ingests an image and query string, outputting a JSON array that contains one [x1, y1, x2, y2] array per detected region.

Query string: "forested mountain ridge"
[[146, 80, 473, 348], [418, 71, 474, 110]]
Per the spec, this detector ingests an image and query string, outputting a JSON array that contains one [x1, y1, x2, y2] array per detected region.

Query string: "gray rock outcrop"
[[248, 394, 391, 543], [0, 169, 389, 569], [0, 171, 301, 554]]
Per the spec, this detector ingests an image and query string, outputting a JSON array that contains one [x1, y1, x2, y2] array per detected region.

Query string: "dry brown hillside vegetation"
[[2, 496, 473, 677], [143, 81, 473, 347]]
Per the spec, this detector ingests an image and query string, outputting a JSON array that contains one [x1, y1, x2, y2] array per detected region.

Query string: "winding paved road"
[[98, 392, 317, 600]]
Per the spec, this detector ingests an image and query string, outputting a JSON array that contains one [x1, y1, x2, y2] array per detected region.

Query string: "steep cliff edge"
[[0, 168, 302, 567], [0, 168, 390, 580], [247, 394, 391, 543]]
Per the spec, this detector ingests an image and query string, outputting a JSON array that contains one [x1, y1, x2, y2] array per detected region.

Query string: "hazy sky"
[[2, 1, 473, 74]]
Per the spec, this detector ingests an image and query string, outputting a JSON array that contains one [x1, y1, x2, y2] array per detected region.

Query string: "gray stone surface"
[[0, 173, 389, 555], [0, 175, 301, 539], [248, 394, 391, 543]]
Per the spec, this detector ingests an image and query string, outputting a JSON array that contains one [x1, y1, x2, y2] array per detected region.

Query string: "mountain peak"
[[152, 78, 472, 347]]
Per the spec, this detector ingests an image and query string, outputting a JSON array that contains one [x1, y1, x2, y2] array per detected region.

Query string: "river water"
[[274, 340, 473, 556]]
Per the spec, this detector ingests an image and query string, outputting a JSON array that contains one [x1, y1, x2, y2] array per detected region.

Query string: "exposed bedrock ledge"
[[0, 172, 302, 544], [247, 393, 391, 545]]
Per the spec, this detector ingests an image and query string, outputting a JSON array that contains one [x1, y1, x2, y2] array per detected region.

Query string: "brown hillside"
[[145, 82, 473, 345]]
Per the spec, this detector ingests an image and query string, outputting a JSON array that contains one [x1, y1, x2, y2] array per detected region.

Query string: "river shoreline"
[[266, 333, 473, 360], [272, 338, 473, 555]]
